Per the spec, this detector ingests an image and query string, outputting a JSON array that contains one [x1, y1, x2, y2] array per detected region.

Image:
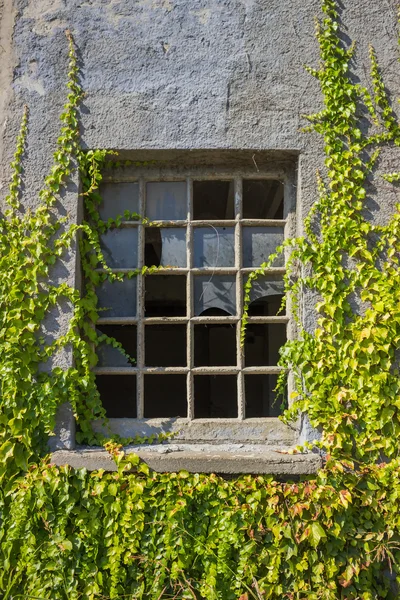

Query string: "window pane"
[[245, 375, 286, 417], [245, 275, 285, 316], [194, 275, 236, 316], [96, 278, 137, 317], [96, 325, 137, 367], [145, 325, 186, 367], [145, 275, 186, 317], [193, 227, 235, 268], [244, 324, 286, 366], [193, 180, 234, 220], [96, 375, 136, 417], [100, 228, 138, 268], [194, 324, 236, 366], [145, 227, 186, 267], [243, 180, 284, 219], [146, 182, 187, 220], [242, 226, 284, 267], [98, 182, 139, 221], [144, 375, 187, 417], [194, 375, 237, 418]]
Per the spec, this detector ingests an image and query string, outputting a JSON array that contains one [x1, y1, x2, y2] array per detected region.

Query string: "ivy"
[[1, 2, 400, 599], [242, 0, 400, 464]]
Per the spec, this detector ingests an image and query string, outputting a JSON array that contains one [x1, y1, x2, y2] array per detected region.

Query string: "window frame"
[[90, 160, 298, 443]]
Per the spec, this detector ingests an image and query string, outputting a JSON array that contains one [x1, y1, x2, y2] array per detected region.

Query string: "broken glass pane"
[[193, 180, 234, 220], [194, 275, 236, 316], [243, 180, 284, 219], [98, 182, 139, 221], [146, 182, 187, 221], [194, 324, 236, 366], [144, 375, 187, 417], [145, 227, 187, 267], [194, 376, 237, 418], [96, 278, 137, 317], [145, 275, 186, 316], [242, 227, 284, 267], [245, 275, 285, 316], [96, 375, 137, 417], [245, 375, 286, 417], [100, 227, 138, 268], [244, 324, 286, 366], [96, 325, 137, 367], [145, 325, 186, 367], [193, 227, 235, 268]]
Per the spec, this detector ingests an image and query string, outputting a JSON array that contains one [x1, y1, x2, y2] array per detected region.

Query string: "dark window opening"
[[144, 375, 187, 417], [245, 275, 285, 316], [244, 324, 286, 367], [193, 181, 234, 220], [243, 180, 284, 219], [96, 324, 137, 367], [194, 324, 236, 367], [145, 275, 186, 316], [248, 294, 284, 317], [96, 375, 137, 418], [245, 375, 286, 417], [194, 375, 237, 418], [198, 308, 232, 317], [145, 325, 186, 367]]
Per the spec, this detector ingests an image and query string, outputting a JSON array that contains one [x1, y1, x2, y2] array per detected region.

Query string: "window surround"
[[50, 150, 322, 475]]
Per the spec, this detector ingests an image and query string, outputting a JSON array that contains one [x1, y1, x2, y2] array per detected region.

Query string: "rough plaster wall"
[[0, 0, 399, 448]]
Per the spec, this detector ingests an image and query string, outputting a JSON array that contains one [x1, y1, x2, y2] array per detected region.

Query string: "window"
[[90, 155, 296, 443]]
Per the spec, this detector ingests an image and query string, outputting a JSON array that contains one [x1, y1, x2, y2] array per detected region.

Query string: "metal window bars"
[[92, 171, 295, 422]]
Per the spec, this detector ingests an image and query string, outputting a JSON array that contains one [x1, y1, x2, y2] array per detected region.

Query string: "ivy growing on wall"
[[1, 1, 400, 599]]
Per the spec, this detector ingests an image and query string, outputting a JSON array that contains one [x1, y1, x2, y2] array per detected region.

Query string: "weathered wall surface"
[[0, 0, 399, 451], [1, 0, 398, 225]]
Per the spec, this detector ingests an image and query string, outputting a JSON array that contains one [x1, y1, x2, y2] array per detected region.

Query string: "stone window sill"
[[51, 443, 322, 475]]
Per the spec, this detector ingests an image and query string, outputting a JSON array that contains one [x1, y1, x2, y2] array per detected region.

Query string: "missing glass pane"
[[145, 227, 186, 268], [98, 182, 139, 221], [194, 275, 236, 316], [245, 275, 285, 316], [244, 324, 286, 367], [193, 181, 234, 220], [144, 375, 187, 417], [145, 275, 186, 317], [100, 228, 138, 269], [243, 180, 284, 219], [145, 325, 186, 367], [96, 278, 137, 317], [193, 227, 235, 268], [242, 227, 284, 268], [245, 375, 286, 417], [194, 375, 237, 418], [146, 182, 187, 221], [96, 325, 137, 367], [96, 375, 137, 418], [194, 324, 236, 366]]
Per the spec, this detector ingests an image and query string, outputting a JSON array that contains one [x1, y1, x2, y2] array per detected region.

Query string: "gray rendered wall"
[[0, 0, 399, 450]]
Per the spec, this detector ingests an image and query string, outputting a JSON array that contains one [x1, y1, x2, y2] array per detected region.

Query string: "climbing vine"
[[243, 0, 400, 464], [1, 1, 400, 598]]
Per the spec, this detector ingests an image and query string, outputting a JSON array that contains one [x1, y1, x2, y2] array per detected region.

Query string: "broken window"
[[92, 175, 290, 421]]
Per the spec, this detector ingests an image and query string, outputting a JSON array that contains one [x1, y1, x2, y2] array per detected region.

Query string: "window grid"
[[94, 175, 290, 420]]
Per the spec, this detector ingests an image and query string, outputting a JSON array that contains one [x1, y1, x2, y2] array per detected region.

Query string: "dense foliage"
[[1, 1, 400, 598]]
